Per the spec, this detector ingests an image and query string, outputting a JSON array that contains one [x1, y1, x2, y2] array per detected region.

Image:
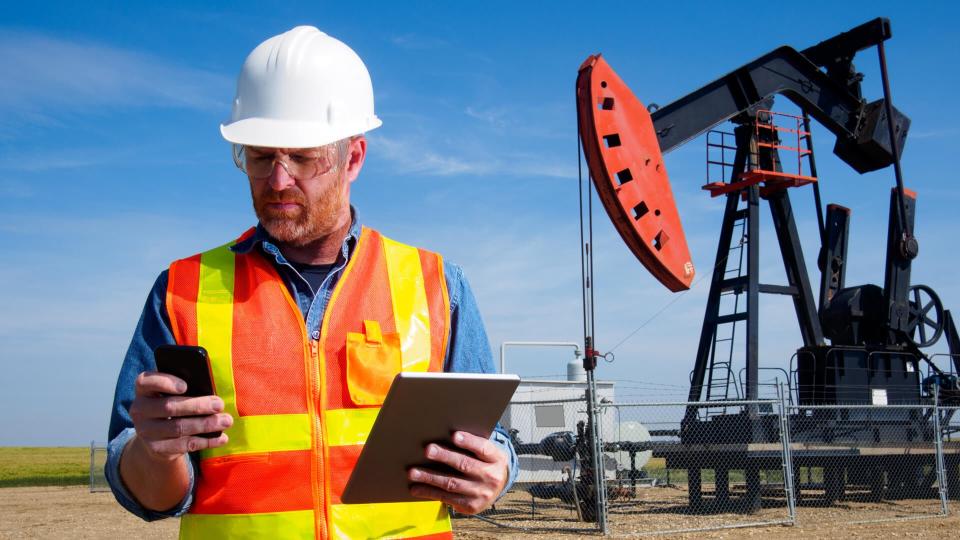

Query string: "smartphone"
[[154, 344, 221, 438]]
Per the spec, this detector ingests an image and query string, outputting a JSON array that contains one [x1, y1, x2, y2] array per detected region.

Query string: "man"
[[106, 26, 517, 539]]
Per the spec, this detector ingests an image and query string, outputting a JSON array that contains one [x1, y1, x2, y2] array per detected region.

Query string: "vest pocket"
[[346, 320, 402, 406]]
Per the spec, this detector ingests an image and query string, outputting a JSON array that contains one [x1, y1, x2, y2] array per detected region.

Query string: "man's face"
[[246, 145, 350, 247]]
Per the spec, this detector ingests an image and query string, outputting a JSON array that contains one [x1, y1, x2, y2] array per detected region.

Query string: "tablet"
[[340, 371, 520, 504]]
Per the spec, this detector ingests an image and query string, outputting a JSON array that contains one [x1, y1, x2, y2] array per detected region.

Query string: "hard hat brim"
[[220, 116, 382, 149]]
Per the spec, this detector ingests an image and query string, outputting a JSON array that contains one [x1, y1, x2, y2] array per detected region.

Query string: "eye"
[[289, 154, 313, 164]]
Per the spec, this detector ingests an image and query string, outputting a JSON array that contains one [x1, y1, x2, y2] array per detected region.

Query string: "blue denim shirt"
[[106, 211, 518, 520]]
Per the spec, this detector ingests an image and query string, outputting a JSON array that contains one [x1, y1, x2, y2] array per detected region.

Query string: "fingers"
[[135, 371, 187, 396], [451, 431, 500, 463], [136, 413, 233, 440], [132, 394, 225, 421], [408, 466, 477, 498], [424, 442, 481, 477], [408, 433, 510, 515], [409, 482, 485, 515], [138, 432, 230, 460], [424, 433, 506, 475], [132, 410, 232, 461]]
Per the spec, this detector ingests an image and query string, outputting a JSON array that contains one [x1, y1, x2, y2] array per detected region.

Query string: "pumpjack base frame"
[[658, 447, 960, 511], [660, 410, 958, 512]]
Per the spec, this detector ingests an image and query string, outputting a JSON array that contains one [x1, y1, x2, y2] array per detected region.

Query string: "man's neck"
[[277, 219, 352, 265]]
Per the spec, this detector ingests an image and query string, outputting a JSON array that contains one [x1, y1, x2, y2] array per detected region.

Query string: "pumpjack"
[[572, 17, 960, 513]]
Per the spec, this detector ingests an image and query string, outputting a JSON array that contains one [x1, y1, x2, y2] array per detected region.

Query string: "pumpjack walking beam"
[[650, 18, 909, 176]]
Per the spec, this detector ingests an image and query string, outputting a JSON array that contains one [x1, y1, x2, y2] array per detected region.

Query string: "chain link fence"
[[787, 404, 946, 524], [78, 398, 955, 534], [454, 380, 960, 536], [601, 400, 794, 536], [454, 389, 605, 535], [76, 390, 960, 535]]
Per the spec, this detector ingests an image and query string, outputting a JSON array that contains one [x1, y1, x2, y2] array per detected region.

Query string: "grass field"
[[0, 447, 90, 488], [642, 457, 789, 485]]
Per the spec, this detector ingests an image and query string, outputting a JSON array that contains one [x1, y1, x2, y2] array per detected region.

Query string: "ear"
[[345, 136, 367, 184]]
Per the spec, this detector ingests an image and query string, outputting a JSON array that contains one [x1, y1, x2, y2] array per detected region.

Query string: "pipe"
[[499, 341, 582, 375]]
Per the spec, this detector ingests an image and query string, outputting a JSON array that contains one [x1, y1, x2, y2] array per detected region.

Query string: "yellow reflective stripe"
[[381, 236, 431, 372], [324, 408, 380, 447], [180, 510, 314, 540], [330, 501, 451, 539], [196, 244, 238, 420], [202, 414, 312, 458]]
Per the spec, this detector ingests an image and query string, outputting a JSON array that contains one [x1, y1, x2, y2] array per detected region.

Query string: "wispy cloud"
[[0, 143, 228, 174], [462, 101, 572, 141], [389, 33, 449, 50], [369, 133, 575, 179], [465, 106, 508, 128], [909, 128, 960, 140], [0, 30, 232, 118], [0, 152, 112, 173], [372, 134, 495, 176]]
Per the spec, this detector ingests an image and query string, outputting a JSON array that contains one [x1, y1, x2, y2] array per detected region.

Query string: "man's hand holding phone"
[[128, 370, 232, 460], [119, 346, 232, 511]]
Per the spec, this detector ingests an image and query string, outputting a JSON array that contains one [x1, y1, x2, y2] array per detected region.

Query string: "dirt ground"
[[0, 486, 177, 540], [1, 486, 958, 539], [455, 485, 960, 539]]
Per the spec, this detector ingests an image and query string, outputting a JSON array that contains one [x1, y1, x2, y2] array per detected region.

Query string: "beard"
[[251, 173, 347, 248]]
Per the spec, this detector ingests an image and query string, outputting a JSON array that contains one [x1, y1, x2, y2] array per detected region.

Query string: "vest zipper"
[[310, 338, 328, 540], [257, 246, 335, 539]]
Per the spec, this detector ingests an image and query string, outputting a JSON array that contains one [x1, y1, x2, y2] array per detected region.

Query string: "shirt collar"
[[230, 206, 362, 264]]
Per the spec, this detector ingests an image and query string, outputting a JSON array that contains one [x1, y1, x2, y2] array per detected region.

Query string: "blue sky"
[[2, 1, 958, 445]]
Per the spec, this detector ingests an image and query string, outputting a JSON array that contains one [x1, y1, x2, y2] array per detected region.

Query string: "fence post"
[[89, 440, 96, 494], [933, 385, 950, 515], [584, 374, 608, 534], [778, 383, 796, 523]]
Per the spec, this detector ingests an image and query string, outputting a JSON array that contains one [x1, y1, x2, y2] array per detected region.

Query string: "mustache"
[[258, 189, 306, 205]]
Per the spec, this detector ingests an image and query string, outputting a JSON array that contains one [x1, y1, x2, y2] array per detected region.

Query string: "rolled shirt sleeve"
[[105, 271, 196, 520]]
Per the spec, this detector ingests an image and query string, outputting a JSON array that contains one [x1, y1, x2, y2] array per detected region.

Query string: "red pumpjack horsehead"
[[576, 54, 694, 292]]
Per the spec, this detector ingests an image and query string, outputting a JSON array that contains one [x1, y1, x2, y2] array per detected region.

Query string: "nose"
[[267, 159, 296, 191]]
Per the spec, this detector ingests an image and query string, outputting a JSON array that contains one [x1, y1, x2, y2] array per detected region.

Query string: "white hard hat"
[[221, 26, 382, 148]]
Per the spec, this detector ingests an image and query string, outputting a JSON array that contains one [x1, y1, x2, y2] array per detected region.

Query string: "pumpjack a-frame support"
[[683, 114, 825, 425]]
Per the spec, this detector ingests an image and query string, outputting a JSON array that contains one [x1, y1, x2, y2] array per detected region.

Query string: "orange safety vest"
[[165, 226, 454, 540]]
